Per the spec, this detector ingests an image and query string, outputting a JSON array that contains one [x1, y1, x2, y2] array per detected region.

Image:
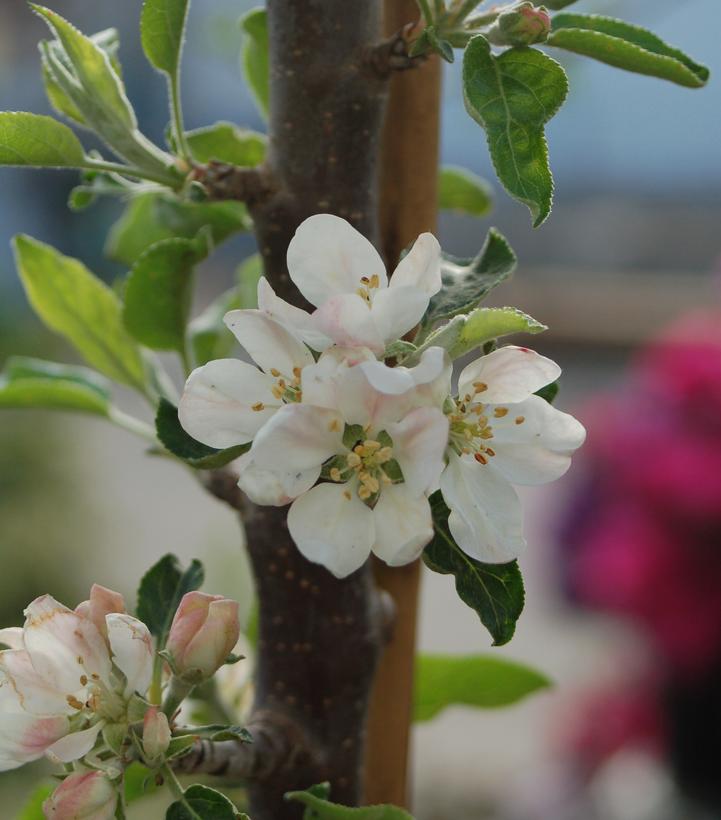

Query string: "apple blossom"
[[74, 585, 125, 643], [42, 771, 117, 820], [142, 706, 171, 764]]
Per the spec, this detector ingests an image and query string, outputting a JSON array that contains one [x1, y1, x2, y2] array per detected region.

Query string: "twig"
[[366, 24, 429, 78], [190, 163, 276, 205]]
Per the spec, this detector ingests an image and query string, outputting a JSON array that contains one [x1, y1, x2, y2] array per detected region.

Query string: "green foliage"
[[167, 784, 239, 819], [424, 491, 525, 646], [141, 0, 189, 76], [463, 36, 568, 227], [190, 724, 253, 743], [13, 235, 147, 391], [187, 122, 267, 166], [136, 553, 204, 644], [547, 14, 710, 88], [240, 8, 269, 120], [17, 783, 53, 820], [438, 165, 493, 218], [414, 654, 550, 721], [125, 761, 160, 803], [446, 306, 546, 360], [286, 784, 414, 819], [0, 357, 110, 416], [535, 380, 559, 404], [0, 112, 84, 168], [156, 398, 250, 468], [543, 0, 579, 8]]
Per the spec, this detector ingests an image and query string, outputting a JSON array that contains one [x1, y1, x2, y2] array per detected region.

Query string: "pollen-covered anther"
[[358, 486, 372, 500], [515, 415, 525, 425], [346, 452, 362, 469], [473, 382, 488, 393], [270, 368, 281, 377], [271, 385, 284, 400], [494, 407, 509, 418], [66, 695, 84, 711], [474, 452, 488, 465], [376, 446, 393, 464], [251, 401, 265, 412], [330, 467, 342, 482]]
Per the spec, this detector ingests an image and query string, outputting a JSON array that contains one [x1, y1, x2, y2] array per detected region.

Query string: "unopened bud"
[[43, 771, 117, 820], [488, 2, 551, 46], [143, 706, 171, 764], [75, 584, 125, 642]]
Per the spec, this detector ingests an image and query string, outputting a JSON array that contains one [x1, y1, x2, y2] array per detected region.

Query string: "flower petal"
[[386, 407, 449, 495], [257, 278, 332, 351], [370, 285, 429, 345], [372, 484, 433, 567], [0, 650, 73, 716], [46, 722, 103, 764], [106, 614, 153, 698], [287, 214, 387, 306], [458, 346, 561, 405], [236, 452, 320, 506], [440, 453, 526, 563], [288, 483, 374, 578], [0, 713, 68, 769], [300, 346, 375, 411], [0, 628, 23, 650], [224, 309, 314, 375], [312, 293, 385, 353], [179, 359, 278, 449], [389, 232, 442, 296]]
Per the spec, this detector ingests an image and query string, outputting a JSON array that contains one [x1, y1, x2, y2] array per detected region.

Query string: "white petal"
[[386, 407, 449, 495], [370, 285, 429, 344], [300, 347, 374, 411], [257, 278, 332, 351], [0, 650, 73, 716], [288, 483, 374, 578], [46, 722, 103, 764], [440, 453, 526, 563], [0, 713, 68, 769], [236, 452, 319, 506], [389, 233, 442, 296], [372, 484, 433, 567], [409, 346, 453, 407], [0, 628, 23, 650], [249, 404, 343, 473], [106, 615, 153, 698], [179, 359, 278, 449], [287, 214, 387, 306], [312, 293, 385, 353], [488, 395, 586, 485], [224, 310, 314, 375], [458, 346, 561, 405]]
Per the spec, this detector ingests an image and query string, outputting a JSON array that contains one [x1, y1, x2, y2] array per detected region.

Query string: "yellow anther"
[[362, 475, 380, 494], [346, 452, 362, 468], [474, 452, 488, 465], [293, 367, 301, 379], [343, 490, 352, 501], [270, 368, 281, 377], [330, 467, 342, 482], [360, 276, 370, 284], [358, 471, 371, 482], [369, 274, 380, 289], [363, 439, 381, 453], [480, 430, 494, 439], [278, 379, 286, 388], [515, 416, 525, 425], [271, 386, 284, 400], [485, 447, 496, 457], [358, 486, 372, 500], [376, 447, 393, 464], [494, 407, 509, 418], [252, 402, 265, 412], [66, 695, 84, 711], [473, 382, 488, 393], [464, 394, 472, 403]]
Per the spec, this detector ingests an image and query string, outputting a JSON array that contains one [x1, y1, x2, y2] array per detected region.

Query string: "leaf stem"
[[170, 71, 193, 163], [161, 764, 203, 820], [108, 407, 158, 443], [416, 0, 434, 25], [81, 157, 181, 188]]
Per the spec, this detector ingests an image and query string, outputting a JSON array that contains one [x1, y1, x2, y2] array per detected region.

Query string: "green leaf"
[[167, 784, 238, 819], [286, 785, 414, 819], [543, 0, 579, 8], [423, 228, 516, 328], [424, 491, 525, 646], [463, 36, 568, 227], [438, 166, 493, 218], [240, 8, 269, 121], [0, 357, 111, 416], [156, 398, 250, 469], [166, 734, 198, 761], [141, 0, 189, 76], [125, 762, 159, 803], [447, 306, 546, 360], [189, 287, 242, 367], [0, 112, 84, 168], [106, 193, 250, 266], [13, 235, 147, 391], [190, 724, 253, 743], [187, 122, 267, 166], [18, 783, 54, 820], [535, 380, 559, 404], [548, 14, 710, 89], [136, 553, 204, 644], [414, 653, 550, 721]]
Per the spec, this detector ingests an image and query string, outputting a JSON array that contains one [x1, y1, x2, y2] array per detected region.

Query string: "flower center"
[[356, 274, 381, 307], [252, 367, 303, 412], [66, 671, 125, 723], [328, 435, 397, 504]]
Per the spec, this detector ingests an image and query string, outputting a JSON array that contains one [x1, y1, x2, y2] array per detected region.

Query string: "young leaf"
[[13, 235, 147, 391], [447, 306, 546, 359], [124, 761, 159, 803], [136, 553, 204, 643], [240, 8, 269, 120], [141, 0, 189, 76], [186, 122, 267, 166], [0, 112, 85, 168], [463, 36, 568, 227], [17, 783, 53, 820], [547, 14, 710, 89], [285, 786, 414, 819], [414, 654, 550, 721], [438, 166, 493, 218], [424, 491, 525, 646], [166, 784, 238, 820]]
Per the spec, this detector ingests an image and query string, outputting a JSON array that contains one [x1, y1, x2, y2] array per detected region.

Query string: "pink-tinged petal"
[[143, 707, 171, 762], [257, 278, 332, 351], [181, 599, 241, 678], [23, 596, 111, 694], [46, 722, 103, 764], [179, 359, 278, 449], [236, 452, 319, 506], [312, 294, 385, 353], [75, 585, 125, 642], [0, 628, 23, 650], [287, 214, 387, 306], [0, 713, 68, 769], [458, 346, 561, 405], [389, 232, 442, 296], [489, 394, 586, 485], [440, 453, 526, 564], [43, 770, 117, 820], [105, 615, 153, 698], [0, 650, 73, 716], [300, 347, 374, 411], [372, 484, 433, 567], [224, 309, 314, 375], [288, 483, 374, 578], [370, 285, 429, 345], [386, 407, 449, 495]]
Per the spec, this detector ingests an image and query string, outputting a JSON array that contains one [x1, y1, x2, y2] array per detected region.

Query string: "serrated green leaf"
[[463, 36, 568, 227], [0, 112, 85, 168], [240, 8, 269, 121], [13, 235, 147, 391], [424, 491, 524, 645], [17, 783, 54, 820], [438, 166, 493, 218], [136, 553, 204, 644], [156, 398, 250, 468], [167, 784, 238, 819], [548, 14, 709, 88], [141, 0, 189, 76], [448, 307, 546, 359], [414, 653, 550, 721], [187, 122, 267, 166], [286, 785, 414, 819]]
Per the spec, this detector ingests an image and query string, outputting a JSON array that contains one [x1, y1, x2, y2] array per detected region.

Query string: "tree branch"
[[365, 25, 428, 78], [190, 162, 276, 205]]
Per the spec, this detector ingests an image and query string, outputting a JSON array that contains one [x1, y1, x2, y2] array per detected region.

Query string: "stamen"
[[270, 368, 281, 377], [252, 402, 265, 412], [330, 468, 342, 482], [67, 694, 84, 711], [343, 490, 352, 501], [346, 452, 361, 468], [474, 452, 488, 465], [515, 416, 525, 425], [473, 382, 488, 393], [494, 407, 509, 418], [369, 274, 380, 289]]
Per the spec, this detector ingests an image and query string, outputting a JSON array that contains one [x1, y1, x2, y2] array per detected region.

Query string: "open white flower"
[[440, 345, 586, 564], [0, 593, 152, 770], [258, 214, 442, 354]]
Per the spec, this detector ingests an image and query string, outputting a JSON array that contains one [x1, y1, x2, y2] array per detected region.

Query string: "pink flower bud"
[[43, 771, 117, 820], [143, 706, 171, 763], [75, 584, 125, 641], [165, 592, 240, 679], [491, 2, 551, 46]]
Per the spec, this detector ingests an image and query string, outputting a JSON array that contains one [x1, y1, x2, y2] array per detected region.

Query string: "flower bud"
[[75, 584, 125, 642], [165, 592, 240, 680], [143, 706, 171, 764], [490, 2, 551, 46], [43, 771, 117, 820]]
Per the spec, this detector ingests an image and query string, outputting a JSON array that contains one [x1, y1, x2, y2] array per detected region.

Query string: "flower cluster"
[[180, 214, 585, 577]]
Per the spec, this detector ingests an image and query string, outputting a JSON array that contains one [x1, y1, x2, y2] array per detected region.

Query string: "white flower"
[[0, 593, 152, 770], [258, 213, 442, 354], [440, 345, 586, 563]]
